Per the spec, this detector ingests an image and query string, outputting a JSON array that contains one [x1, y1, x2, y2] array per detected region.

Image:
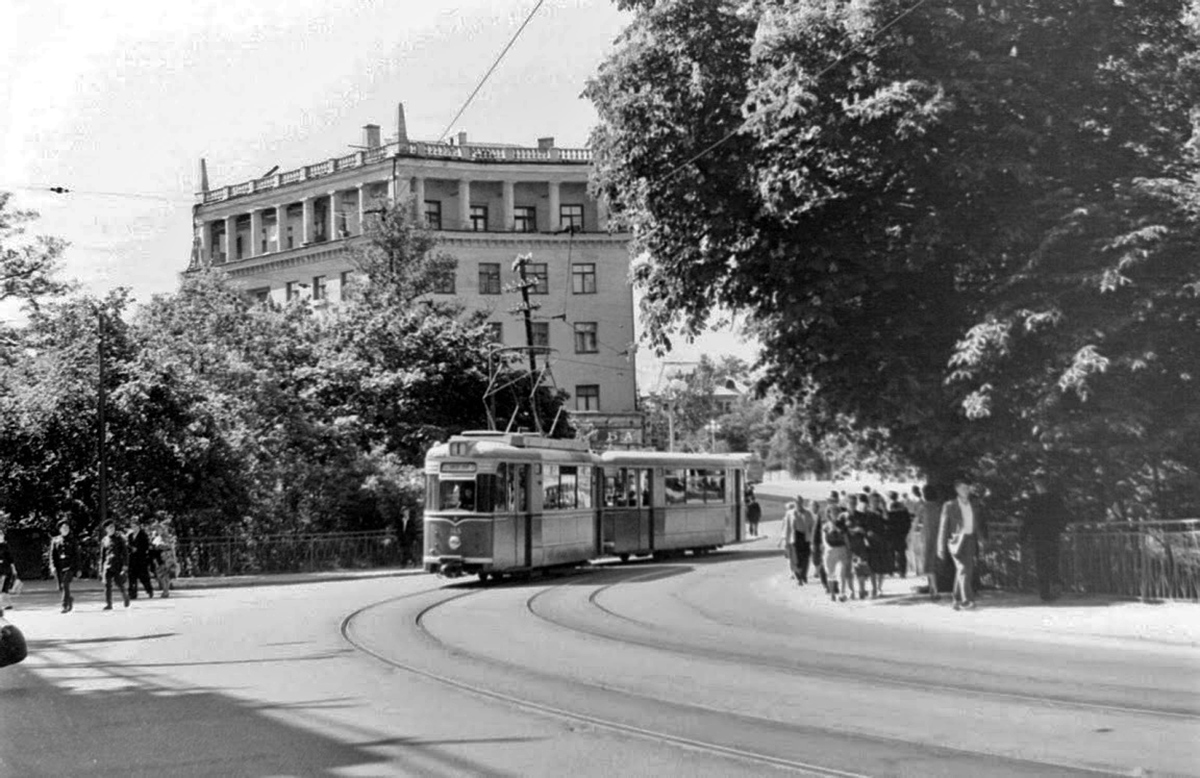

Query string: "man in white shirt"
[[937, 476, 987, 610]]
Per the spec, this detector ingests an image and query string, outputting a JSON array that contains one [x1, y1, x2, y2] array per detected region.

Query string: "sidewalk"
[[761, 560, 1200, 651], [7, 566, 425, 608]]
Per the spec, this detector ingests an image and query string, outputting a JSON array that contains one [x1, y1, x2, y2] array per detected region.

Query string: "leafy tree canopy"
[[589, 0, 1200, 516]]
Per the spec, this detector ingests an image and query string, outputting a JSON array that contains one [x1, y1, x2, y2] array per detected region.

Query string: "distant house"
[[713, 377, 750, 415]]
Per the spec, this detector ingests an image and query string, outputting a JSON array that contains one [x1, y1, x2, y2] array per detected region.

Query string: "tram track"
[[342, 569, 1139, 777], [341, 575, 867, 777], [541, 560, 1200, 723]]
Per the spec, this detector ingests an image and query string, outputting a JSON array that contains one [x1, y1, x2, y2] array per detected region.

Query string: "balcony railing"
[[200, 140, 595, 205]]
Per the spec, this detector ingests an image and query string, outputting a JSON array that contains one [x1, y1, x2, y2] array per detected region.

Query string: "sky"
[[0, 0, 755, 391]]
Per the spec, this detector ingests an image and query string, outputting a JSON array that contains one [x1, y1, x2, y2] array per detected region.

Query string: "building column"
[[275, 204, 287, 251], [412, 177, 425, 222], [458, 179, 471, 230], [224, 215, 237, 261], [197, 220, 210, 261], [328, 191, 339, 239], [547, 180, 561, 232], [250, 209, 263, 257], [302, 197, 314, 245], [356, 184, 365, 235], [501, 180, 515, 231]]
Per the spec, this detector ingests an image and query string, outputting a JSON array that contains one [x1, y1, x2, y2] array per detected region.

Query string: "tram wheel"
[[618, 554, 630, 564], [478, 572, 490, 583]]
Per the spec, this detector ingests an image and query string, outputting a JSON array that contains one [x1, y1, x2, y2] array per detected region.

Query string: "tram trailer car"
[[423, 431, 756, 580]]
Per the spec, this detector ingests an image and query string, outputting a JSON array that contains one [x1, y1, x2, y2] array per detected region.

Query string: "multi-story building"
[[187, 104, 641, 446]]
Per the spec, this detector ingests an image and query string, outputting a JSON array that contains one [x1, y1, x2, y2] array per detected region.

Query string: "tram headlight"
[[448, 535, 462, 550]]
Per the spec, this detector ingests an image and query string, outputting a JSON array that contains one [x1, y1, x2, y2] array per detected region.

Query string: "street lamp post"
[[97, 307, 108, 530], [706, 419, 720, 452]]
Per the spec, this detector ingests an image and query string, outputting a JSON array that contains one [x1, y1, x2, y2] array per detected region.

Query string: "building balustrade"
[[199, 139, 595, 204]]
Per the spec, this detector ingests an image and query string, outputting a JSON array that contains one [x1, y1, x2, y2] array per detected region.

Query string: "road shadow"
[[874, 590, 1141, 609], [0, 645, 522, 777]]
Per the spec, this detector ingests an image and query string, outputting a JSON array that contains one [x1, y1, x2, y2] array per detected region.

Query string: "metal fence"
[[979, 520, 1200, 601], [174, 530, 417, 578]]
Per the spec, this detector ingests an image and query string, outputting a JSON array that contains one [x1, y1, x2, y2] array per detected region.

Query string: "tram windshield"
[[437, 479, 477, 511]]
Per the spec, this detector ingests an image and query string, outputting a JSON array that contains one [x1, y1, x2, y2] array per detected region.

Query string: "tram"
[[423, 430, 758, 580]]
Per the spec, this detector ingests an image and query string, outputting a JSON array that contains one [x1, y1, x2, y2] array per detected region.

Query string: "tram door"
[[515, 463, 531, 568], [733, 469, 744, 542]]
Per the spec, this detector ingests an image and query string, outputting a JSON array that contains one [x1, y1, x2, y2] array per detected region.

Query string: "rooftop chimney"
[[362, 124, 381, 149], [457, 131, 468, 147], [396, 102, 408, 144], [537, 137, 555, 151], [197, 158, 210, 193]]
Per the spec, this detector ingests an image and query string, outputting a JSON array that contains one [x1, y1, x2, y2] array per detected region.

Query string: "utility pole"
[[508, 253, 542, 433], [97, 307, 108, 529]]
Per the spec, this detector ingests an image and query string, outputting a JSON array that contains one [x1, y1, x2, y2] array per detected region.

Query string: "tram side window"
[[664, 469, 687, 505], [704, 469, 726, 503], [493, 463, 508, 512], [439, 479, 476, 511], [637, 468, 651, 508], [544, 464, 560, 509], [686, 469, 706, 504], [475, 475, 496, 513], [559, 466, 579, 510], [577, 467, 593, 509], [426, 475, 439, 510], [603, 469, 622, 508]]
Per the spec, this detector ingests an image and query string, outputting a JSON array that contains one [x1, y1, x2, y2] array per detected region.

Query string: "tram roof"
[[599, 450, 750, 468]]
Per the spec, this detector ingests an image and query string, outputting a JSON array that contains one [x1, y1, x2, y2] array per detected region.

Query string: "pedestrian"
[[846, 496, 874, 599], [917, 484, 942, 599], [885, 491, 914, 578], [49, 520, 80, 613], [127, 517, 155, 599], [822, 508, 851, 602], [937, 476, 988, 610], [779, 502, 801, 583], [746, 496, 762, 538], [1021, 472, 1069, 602], [99, 520, 130, 610], [0, 530, 18, 612], [151, 520, 177, 599], [811, 496, 829, 593]]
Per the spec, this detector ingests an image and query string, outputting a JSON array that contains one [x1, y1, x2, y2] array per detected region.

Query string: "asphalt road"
[[1, 546, 1197, 777]]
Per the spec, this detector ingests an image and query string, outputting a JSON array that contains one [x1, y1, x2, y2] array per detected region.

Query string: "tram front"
[[423, 437, 501, 577]]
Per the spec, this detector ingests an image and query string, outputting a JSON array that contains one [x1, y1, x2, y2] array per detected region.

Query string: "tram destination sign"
[[440, 462, 477, 474]]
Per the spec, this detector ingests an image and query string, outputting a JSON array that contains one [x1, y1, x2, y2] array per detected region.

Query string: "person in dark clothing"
[[49, 521, 80, 613], [127, 518, 155, 599], [1022, 474, 1070, 601], [99, 520, 130, 610], [885, 492, 914, 578], [0, 530, 17, 612], [746, 497, 762, 538]]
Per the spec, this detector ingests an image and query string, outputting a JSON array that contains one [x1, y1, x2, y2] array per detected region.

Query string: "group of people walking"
[[780, 476, 987, 610], [0, 517, 178, 615]]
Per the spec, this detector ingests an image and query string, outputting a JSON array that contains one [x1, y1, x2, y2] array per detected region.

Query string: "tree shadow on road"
[[0, 649, 524, 777]]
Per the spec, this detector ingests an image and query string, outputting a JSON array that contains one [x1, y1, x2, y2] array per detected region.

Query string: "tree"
[[588, 1, 1200, 515]]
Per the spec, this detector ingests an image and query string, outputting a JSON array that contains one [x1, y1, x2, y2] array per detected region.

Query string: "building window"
[[574, 322, 598, 354], [531, 322, 550, 349], [432, 268, 455, 294], [576, 385, 600, 412], [479, 263, 501, 295], [424, 200, 442, 230], [470, 205, 488, 232], [235, 235, 244, 260], [312, 275, 327, 301], [560, 204, 584, 232], [571, 263, 596, 294], [339, 270, 352, 300], [286, 281, 301, 301], [487, 322, 503, 342], [514, 206, 537, 232], [528, 262, 548, 295], [248, 287, 270, 304]]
